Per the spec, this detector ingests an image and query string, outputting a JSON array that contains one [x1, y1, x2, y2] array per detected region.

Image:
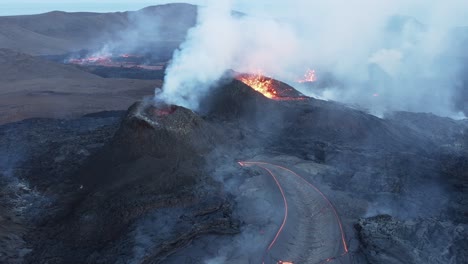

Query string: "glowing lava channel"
[[237, 72, 309, 101], [239, 161, 349, 264], [237, 73, 278, 99]]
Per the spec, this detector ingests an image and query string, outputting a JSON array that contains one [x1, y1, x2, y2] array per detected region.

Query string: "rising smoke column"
[[157, 0, 299, 110], [158, 0, 238, 109], [157, 0, 468, 117]]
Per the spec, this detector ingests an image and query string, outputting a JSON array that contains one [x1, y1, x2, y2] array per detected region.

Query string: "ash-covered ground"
[[1, 76, 467, 264]]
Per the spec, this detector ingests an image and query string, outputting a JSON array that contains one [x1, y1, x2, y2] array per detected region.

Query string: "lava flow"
[[69, 55, 112, 65], [237, 72, 278, 99], [67, 54, 164, 70], [236, 72, 308, 101], [239, 161, 288, 264], [239, 161, 349, 264]]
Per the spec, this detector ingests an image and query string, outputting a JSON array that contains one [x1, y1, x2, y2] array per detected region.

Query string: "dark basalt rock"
[[113, 100, 216, 158], [3, 102, 238, 264], [200, 78, 274, 120], [202, 74, 434, 154], [355, 214, 468, 264], [77, 100, 219, 193], [0, 113, 124, 264]]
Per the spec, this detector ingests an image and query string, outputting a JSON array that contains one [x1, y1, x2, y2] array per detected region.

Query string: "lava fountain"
[[297, 69, 317, 83], [236, 71, 309, 101], [237, 72, 279, 99]]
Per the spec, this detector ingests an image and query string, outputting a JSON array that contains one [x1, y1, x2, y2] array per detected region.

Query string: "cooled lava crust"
[[77, 101, 218, 191]]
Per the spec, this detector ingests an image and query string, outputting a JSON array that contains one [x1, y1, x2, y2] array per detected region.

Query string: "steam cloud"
[[158, 0, 468, 117], [77, 4, 196, 60]]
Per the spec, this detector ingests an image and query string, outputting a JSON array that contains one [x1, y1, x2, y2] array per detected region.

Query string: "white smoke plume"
[[158, 0, 239, 109], [158, 0, 468, 117]]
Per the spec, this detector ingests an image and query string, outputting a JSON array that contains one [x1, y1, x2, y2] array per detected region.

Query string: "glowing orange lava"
[[237, 73, 279, 99], [67, 54, 164, 70], [237, 71, 309, 101], [298, 69, 317, 83], [69, 56, 112, 65], [239, 161, 349, 264]]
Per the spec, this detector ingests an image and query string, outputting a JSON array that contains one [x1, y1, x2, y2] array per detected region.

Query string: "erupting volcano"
[[2, 2, 466, 264]]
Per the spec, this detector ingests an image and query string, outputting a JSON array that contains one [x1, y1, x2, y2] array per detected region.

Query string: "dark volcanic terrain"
[[1, 3, 467, 264], [1, 77, 467, 263]]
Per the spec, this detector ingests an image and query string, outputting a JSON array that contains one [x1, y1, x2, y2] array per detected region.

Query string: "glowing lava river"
[[238, 161, 350, 264]]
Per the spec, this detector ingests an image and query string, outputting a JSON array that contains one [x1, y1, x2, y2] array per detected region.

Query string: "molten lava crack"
[[153, 105, 177, 116], [239, 161, 349, 264]]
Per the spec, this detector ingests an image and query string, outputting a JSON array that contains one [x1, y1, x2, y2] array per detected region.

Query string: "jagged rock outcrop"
[[355, 215, 467, 264]]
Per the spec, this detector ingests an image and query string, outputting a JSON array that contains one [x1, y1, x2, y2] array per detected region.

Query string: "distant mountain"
[[0, 3, 198, 55]]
